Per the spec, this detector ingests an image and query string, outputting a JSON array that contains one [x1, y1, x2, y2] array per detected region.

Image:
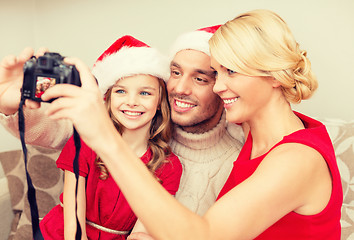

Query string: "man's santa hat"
[[92, 35, 170, 96], [169, 25, 221, 58]]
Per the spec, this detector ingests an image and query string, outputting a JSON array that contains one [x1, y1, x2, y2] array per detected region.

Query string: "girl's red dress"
[[40, 136, 182, 239], [217, 112, 343, 239]]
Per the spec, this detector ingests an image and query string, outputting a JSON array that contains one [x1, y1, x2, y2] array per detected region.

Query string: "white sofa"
[[0, 118, 353, 240]]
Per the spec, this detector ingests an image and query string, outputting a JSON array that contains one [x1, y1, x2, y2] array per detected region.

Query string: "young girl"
[[42, 10, 342, 240], [39, 35, 182, 239]]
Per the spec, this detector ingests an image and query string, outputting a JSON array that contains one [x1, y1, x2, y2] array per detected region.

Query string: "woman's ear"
[[270, 77, 281, 88]]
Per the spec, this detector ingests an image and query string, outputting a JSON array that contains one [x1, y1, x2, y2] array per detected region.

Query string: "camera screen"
[[35, 76, 56, 98]]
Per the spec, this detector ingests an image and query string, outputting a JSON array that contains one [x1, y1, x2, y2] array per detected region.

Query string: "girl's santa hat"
[[92, 35, 170, 96], [169, 25, 221, 58]]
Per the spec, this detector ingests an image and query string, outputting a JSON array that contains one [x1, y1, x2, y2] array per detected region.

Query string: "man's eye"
[[171, 70, 181, 76], [195, 77, 207, 83], [227, 69, 237, 74]]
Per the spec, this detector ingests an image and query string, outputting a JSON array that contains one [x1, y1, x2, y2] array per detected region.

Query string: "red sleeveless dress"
[[217, 112, 342, 239]]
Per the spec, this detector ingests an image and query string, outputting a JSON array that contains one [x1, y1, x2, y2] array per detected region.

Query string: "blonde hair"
[[95, 76, 172, 180], [209, 9, 318, 103]]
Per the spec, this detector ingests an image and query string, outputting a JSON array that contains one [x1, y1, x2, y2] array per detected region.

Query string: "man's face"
[[167, 50, 223, 133]]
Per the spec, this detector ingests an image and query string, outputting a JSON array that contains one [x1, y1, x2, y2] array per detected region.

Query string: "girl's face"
[[210, 56, 276, 124], [110, 74, 161, 132]]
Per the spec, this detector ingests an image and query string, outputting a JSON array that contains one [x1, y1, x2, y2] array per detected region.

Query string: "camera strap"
[[18, 99, 44, 240], [18, 100, 82, 240], [73, 127, 82, 240]]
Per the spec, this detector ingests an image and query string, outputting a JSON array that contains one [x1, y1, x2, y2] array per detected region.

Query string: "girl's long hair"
[[95, 76, 172, 181]]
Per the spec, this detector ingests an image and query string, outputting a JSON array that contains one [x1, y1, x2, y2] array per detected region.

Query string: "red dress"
[[40, 136, 182, 239], [217, 112, 342, 239]]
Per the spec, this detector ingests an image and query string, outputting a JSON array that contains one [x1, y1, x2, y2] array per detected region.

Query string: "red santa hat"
[[169, 25, 221, 58], [92, 35, 170, 96]]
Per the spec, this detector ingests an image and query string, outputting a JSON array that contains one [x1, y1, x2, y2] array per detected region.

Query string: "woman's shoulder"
[[253, 143, 328, 198], [263, 142, 326, 178], [269, 142, 324, 161]]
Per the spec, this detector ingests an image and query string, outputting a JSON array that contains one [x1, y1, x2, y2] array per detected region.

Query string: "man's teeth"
[[224, 98, 238, 104], [124, 111, 142, 116], [176, 100, 194, 108]]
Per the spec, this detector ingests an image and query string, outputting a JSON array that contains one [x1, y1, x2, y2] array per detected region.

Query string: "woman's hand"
[[42, 57, 116, 151], [0, 47, 47, 115]]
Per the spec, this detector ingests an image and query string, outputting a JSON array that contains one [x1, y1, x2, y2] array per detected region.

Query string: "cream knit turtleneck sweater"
[[0, 104, 73, 149], [0, 109, 244, 216], [171, 112, 244, 216]]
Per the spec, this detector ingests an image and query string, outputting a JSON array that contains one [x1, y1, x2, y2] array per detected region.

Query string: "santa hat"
[[92, 35, 170, 96], [169, 25, 221, 58]]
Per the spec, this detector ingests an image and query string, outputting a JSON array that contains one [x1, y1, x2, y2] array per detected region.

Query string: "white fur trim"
[[169, 30, 213, 59], [92, 46, 170, 95]]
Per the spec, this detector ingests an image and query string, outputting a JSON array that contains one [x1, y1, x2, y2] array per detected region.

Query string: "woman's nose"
[[213, 75, 227, 95]]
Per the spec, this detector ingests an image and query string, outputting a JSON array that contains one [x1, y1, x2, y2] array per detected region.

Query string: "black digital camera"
[[22, 52, 81, 102]]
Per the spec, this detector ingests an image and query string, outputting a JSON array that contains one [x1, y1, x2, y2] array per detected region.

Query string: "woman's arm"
[[63, 170, 88, 240], [100, 138, 329, 240], [43, 57, 332, 240]]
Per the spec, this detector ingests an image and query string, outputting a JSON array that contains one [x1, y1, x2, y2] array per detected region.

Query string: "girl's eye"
[[140, 91, 150, 96], [116, 89, 125, 94]]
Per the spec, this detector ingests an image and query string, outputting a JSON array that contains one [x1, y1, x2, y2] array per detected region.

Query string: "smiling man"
[[165, 26, 244, 215], [168, 49, 223, 133]]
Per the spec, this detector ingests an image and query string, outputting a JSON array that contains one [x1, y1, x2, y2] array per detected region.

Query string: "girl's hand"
[[42, 57, 116, 151]]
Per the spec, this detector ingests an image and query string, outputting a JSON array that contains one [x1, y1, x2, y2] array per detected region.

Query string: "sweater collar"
[[172, 111, 227, 150]]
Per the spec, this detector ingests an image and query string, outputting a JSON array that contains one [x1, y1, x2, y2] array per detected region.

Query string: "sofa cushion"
[[0, 145, 63, 240], [0, 162, 13, 238], [321, 119, 354, 240]]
